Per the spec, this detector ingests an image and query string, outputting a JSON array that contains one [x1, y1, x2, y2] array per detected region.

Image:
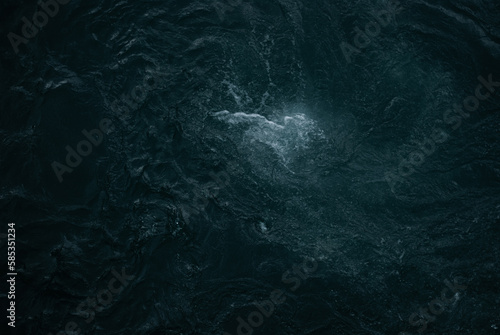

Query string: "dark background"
[[1, 0, 499, 334]]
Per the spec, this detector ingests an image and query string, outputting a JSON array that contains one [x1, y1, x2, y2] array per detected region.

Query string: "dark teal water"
[[1, 0, 500, 334]]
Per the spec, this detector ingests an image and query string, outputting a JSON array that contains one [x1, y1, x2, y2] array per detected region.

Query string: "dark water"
[[1, 0, 500, 334]]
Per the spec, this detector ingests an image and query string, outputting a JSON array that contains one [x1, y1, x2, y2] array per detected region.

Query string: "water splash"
[[214, 110, 324, 165]]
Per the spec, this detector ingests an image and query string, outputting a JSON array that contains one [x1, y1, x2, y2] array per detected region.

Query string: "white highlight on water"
[[214, 110, 323, 164]]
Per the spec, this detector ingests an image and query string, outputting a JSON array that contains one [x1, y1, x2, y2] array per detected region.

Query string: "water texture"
[[1, 0, 499, 334]]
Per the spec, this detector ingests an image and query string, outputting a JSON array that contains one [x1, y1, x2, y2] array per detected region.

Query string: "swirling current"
[[1, 0, 499, 334]]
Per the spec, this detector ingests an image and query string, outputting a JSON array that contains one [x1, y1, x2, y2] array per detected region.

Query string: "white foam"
[[214, 110, 323, 164]]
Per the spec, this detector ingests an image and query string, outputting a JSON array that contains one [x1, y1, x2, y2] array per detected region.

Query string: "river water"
[[1, 0, 499, 334]]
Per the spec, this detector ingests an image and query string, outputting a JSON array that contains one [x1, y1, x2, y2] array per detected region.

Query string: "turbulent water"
[[1, 0, 500, 334]]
